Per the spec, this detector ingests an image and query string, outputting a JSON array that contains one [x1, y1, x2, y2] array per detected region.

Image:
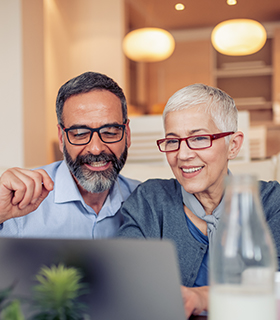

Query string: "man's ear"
[[57, 124, 64, 153], [228, 131, 244, 160], [125, 119, 131, 148]]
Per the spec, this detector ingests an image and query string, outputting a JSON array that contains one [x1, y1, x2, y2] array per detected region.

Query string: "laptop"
[[0, 238, 186, 320]]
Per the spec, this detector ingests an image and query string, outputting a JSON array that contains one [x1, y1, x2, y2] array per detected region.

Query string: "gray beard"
[[63, 143, 127, 194]]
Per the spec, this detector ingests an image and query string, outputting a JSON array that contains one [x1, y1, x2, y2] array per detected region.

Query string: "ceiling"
[[126, 0, 280, 31]]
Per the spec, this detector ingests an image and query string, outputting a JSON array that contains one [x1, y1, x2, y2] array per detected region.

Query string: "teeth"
[[89, 161, 107, 167], [182, 166, 203, 173]]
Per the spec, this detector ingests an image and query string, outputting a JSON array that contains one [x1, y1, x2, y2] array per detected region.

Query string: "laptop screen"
[[0, 238, 186, 320]]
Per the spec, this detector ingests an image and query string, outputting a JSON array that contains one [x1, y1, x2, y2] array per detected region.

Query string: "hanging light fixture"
[[123, 28, 175, 62], [211, 19, 267, 56]]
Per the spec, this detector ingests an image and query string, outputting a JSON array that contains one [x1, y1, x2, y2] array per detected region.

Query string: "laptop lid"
[[0, 238, 186, 320]]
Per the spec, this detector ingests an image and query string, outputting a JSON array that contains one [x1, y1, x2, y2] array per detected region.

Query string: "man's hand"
[[181, 285, 208, 319], [0, 168, 54, 223]]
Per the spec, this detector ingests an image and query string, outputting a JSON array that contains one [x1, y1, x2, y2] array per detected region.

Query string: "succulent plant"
[[0, 284, 25, 320], [30, 264, 89, 320], [0, 264, 89, 320], [1, 300, 25, 320]]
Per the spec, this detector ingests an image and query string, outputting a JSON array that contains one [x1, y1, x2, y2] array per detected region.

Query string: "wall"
[[0, 1, 24, 167], [22, 0, 46, 167], [126, 28, 215, 114], [44, 0, 126, 163], [147, 39, 214, 110], [273, 28, 280, 103], [0, 0, 46, 168], [0, 0, 126, 168]]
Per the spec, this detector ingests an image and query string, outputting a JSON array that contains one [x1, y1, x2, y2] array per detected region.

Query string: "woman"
[[117, 84, 280, 317]]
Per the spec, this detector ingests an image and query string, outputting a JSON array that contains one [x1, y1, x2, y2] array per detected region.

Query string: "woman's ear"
[[227, 131, 244, 160]]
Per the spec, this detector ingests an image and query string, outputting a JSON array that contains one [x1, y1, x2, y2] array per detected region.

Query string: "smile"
[[87, 161, 109, 168], [182, 166, 203, 173]]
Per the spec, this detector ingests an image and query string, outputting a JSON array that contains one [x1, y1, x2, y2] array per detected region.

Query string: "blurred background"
[[0, 0, 280, 181]]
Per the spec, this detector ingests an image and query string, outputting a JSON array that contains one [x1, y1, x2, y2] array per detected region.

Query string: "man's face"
[[58, 90, 131, 194]]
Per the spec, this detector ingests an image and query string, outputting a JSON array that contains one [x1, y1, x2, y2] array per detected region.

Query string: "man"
[[0, 71, 140, 238]]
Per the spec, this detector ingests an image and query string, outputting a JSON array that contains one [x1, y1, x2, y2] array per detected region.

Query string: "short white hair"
[[163, 84, 238, 137]]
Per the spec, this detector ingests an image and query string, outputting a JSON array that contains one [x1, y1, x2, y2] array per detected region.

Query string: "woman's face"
[[164, 106, 231, 200]]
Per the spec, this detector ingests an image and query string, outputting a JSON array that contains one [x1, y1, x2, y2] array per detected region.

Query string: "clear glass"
[[156, 131, 234, 152], [64, 124, 125, 145], [209, 174, 277, 320]]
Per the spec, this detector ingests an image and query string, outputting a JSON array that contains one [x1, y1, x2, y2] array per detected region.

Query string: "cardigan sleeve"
[[260, 180, 280, 270], [117, 180, 164, 239], [117, 179, 208, 287]]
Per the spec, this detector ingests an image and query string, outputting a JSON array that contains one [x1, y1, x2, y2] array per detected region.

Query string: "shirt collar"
[[54, 161, 84, 204], [96, 177, 126, 220], [54, 161, 125, 219]]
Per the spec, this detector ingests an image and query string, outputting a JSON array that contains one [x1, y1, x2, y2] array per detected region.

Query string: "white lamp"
[[123, 28, 175, 62], [211, 19, 267, 56]]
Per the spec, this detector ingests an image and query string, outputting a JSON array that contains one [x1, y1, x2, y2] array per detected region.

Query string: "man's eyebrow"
[[68, 124, 91, 130], [68, 122, 123, 129]]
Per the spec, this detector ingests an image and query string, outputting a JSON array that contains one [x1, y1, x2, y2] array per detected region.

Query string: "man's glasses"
[[61, 123, 126, 146], [157, 131, 234, 152]]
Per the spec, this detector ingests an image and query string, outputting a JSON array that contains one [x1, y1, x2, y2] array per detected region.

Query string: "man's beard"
[[63, 143, 127, 194]]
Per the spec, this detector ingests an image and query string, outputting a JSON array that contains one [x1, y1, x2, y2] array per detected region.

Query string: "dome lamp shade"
[[123, 28, 175, 62], [211, 19, 267, 56]]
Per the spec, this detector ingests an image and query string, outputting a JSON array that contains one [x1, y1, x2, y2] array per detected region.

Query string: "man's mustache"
[[76, 152, 116, 166]]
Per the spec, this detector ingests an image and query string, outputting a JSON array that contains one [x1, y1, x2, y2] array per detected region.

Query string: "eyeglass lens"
[[160, 136, 211, 151], [67, 126, 124, 145]]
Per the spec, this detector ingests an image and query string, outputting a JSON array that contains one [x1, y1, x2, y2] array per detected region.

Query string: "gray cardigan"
[[118, 178, 280, 287]]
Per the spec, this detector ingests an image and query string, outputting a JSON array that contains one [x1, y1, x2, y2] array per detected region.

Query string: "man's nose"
[[86, 132, 107, 154]]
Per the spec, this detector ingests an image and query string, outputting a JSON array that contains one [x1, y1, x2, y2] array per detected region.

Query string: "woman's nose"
[[177, 140, 196, 160]]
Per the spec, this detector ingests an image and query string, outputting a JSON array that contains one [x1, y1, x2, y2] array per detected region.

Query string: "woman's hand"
[[181, 285, 208, 318]]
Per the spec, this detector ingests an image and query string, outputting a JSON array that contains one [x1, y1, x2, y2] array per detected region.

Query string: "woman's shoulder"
[[138, 178, 180, 192], [259, 180, 280, 197], [130, 178, 182, 204], [259, 180, 280, 214], [122, 178, 184, 221]]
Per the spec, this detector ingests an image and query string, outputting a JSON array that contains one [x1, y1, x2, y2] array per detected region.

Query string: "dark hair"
[[56, 71, 127, 125]]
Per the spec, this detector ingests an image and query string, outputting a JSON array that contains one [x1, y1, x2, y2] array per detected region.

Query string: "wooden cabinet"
[[213, 38, 274, 123], [213, 30, 280, 158]]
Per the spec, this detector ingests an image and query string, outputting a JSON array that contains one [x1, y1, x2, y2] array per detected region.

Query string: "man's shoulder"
[[36, 161, 65, 180], [117, 174, 141, 193]]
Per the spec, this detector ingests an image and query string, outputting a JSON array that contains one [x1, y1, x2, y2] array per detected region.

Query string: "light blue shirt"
[[0, 161, 140, 239]]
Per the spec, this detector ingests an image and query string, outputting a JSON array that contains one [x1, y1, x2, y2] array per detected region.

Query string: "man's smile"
[[84, 161, 111, 170]]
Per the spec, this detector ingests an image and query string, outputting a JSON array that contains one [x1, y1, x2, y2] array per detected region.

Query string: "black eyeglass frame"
[[156, 131, 235, 152], [61, 122, 127, 146]]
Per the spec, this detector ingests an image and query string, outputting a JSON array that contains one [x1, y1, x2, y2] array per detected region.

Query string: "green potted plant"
[[31, 264, 89, 320], [0, 264, 89, 320]]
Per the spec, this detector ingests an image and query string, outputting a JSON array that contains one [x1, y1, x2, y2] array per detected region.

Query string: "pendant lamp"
[[211, 19, 267, 56], [123, 28, 175, 62]]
